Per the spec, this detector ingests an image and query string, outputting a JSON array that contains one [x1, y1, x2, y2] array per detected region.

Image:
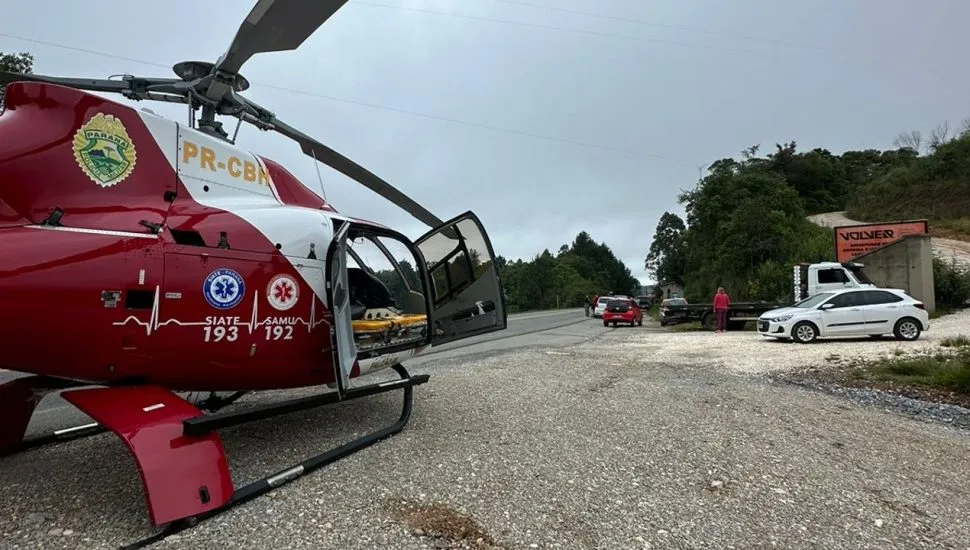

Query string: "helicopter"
[[0, 1, 508, 547]]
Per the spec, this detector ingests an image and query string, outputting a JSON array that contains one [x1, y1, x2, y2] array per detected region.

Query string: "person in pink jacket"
[[713, 287, 730, 333]]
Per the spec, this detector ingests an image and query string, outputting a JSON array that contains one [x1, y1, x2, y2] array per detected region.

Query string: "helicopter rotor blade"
[[1, 71, 184, 99], [1, 71, 130, 94], [205, 0, 350, 102], [269, 117, 443, 228]]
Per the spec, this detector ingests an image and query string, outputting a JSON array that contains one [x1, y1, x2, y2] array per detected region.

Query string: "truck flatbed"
[[660, 301, 788, 330]]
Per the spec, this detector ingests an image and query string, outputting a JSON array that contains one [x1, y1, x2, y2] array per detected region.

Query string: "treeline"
[[370, 232, 639, 315], [496, 232, 641, 313], [646, 125, 970, 306]]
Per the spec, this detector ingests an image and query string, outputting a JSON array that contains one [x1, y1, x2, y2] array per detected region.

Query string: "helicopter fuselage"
[[0, 81, 444, 391]]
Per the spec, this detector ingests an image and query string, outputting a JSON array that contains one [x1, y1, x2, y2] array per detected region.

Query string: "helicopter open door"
[[326, 220, 357, 394], [415, 211, 508, 346]]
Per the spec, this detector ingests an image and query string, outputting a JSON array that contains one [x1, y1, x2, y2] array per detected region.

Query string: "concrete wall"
[[853, 234, 936, 313]]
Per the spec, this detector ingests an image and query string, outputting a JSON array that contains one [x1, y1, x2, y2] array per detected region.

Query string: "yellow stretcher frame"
[[352, 313, 428, 335]]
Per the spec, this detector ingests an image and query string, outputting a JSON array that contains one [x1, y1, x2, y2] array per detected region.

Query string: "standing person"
[[713, 287, 730, 333], [583, 295, 591, 317]]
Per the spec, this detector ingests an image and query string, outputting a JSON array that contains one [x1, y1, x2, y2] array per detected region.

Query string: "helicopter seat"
[[346, 268, 427, 351], [347, 267, 397, 320]]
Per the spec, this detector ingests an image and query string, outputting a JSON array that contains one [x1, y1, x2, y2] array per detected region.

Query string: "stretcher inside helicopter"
[[345, 232, 430, 354]]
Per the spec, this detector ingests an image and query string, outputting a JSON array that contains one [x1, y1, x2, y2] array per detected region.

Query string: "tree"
[[0, 51, 32, 74], [893, 130, 923, 154], [928, 121, 952, 153], [0, 51, 34, 107], [644, 212, 687, 286]]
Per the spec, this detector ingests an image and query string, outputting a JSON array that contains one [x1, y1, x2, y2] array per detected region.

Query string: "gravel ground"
[[617, 308, 970, 375], [2, 320, 970, 550]]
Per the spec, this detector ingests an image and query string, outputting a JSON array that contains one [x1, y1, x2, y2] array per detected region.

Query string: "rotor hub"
[[173, 61, 250, 92]]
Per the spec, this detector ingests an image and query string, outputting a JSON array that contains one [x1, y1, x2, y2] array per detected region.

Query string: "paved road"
[[2, 307, 607, 436]]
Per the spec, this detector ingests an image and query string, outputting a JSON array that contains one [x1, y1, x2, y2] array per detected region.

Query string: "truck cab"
[[792, 261, 874, 302]]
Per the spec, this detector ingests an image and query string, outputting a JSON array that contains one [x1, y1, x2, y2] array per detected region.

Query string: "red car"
[[602, 297, 643, 327]]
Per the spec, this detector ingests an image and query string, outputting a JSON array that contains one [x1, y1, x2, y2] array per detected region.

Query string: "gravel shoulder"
[[807, 211, 970, 267], [2, 319, 970, 549], [626, 308, 970, 430], [623, 308, 970, 377]]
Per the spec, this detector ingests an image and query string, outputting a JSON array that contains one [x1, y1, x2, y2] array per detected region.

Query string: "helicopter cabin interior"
[[342, 229, 429, 355], [333, 212, 508, 359]]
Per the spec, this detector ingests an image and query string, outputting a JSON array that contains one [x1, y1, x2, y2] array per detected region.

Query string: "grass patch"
[[940, 335, 970, 348], [669, 321, 703, 332], [934, 218, 970, 241], [830, 338, 970, 406], [868, 352, 970, 394], [645, 303, 660, 321]]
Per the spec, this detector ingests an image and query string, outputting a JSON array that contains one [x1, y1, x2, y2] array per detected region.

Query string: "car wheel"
[[637, 317, 642, 326], [792, 321, 818, 344], [893, 317, 922, 341], [603, 320, 608, 327]]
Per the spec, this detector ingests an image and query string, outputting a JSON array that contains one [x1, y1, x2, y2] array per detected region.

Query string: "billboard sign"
[[833, 220, 929, 262]]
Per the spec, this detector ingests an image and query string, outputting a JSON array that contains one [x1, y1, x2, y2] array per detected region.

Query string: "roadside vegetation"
[[933, 256, 970, 312], [816, 336, 970, 408]]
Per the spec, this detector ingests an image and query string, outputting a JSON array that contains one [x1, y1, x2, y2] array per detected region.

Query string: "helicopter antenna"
[[310, 149, 328, 201]]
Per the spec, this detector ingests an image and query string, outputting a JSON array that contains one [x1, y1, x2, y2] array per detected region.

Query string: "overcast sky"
[[3, 0, 969, 285]]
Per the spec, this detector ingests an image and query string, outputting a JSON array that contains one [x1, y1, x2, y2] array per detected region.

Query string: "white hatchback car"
[[593, 296, 614, 318], [757, 287, 930, 344]]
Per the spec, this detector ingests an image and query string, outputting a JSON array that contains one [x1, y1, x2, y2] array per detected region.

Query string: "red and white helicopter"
[[0, 1, 507, 546]]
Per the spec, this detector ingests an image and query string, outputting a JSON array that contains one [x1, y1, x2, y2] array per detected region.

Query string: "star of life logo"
[[203, 268, 246, 310], [267, 274, 299, 311]]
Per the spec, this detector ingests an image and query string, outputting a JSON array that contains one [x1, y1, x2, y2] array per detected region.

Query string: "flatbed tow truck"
[[659, 262, 876, 330]]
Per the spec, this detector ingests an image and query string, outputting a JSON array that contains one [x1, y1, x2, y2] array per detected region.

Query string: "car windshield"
[[793, 292, 834, 308], [663, 298, 686, 306], [607, 299, 629, 307], [597, 298, 611, 304]]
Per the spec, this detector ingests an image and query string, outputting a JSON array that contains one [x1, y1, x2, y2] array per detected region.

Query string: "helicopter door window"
[[414, 211, 507, 346], [420, 233, 476, 305]]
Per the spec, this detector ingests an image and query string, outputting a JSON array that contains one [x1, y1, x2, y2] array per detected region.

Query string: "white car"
[[756, 287, 929, 344], [593, 296, 614, 318]]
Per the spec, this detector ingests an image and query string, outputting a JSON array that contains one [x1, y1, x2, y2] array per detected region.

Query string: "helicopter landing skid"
[[117, 363, 428, 550]]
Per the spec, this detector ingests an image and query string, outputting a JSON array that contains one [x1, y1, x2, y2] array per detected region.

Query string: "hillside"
[[807, 211, 970, 268], [843, 124, 970, 241]]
